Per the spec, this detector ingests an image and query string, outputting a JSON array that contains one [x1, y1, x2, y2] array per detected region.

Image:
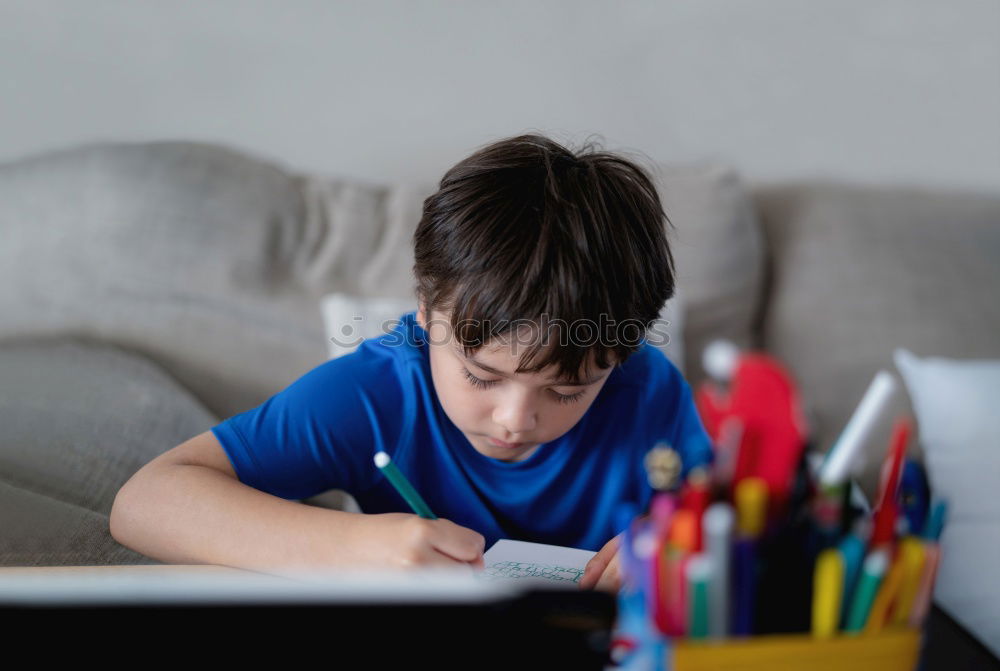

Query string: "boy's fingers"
[[580, 535, 620, 589], [580, 559, 605, 589], [593, 554, 621, 593], [418, 547, 470, 568], [427, 518, 486, 564]]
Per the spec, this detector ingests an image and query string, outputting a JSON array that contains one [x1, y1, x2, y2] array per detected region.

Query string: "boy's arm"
[[109, 430, 485, 574]]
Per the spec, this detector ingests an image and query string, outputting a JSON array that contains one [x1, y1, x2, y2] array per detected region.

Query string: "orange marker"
[[865, 549, 906, 634], [663, 509, 698, 636]]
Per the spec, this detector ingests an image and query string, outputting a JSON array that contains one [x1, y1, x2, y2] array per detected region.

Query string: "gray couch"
[[1, 142, 997, 570]]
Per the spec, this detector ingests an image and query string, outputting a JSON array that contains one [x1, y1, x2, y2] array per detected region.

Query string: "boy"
[[110, 134, 713, 592]]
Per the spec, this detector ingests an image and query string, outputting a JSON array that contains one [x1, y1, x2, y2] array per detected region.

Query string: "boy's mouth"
[[487, 437, 530, 449]]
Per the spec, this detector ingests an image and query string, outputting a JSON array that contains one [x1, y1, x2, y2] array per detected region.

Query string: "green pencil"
[[373, 451, 437, 519]]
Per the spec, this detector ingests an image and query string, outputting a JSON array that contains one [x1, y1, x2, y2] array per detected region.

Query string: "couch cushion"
[[0, 143, 760, 418], [0, 480, 156, 566], [0, 142, 428, 418], [656, 164, 766, 385], [0, 340, 218, 565], [755, 182, 1000, 492]]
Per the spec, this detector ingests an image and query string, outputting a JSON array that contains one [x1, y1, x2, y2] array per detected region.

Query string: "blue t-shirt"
[[211, 311, 712, 551]]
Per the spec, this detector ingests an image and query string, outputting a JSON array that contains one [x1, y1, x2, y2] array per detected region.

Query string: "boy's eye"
[[551, 389, 586, 404], [462, 367, 586, 404], [462, 367, 499, 389]]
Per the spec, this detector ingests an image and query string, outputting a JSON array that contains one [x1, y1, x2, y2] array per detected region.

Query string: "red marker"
[[870, 418, 911, 548], [680, 468, 712, 551]]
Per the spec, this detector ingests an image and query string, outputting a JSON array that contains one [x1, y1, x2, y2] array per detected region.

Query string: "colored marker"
[[844, 549, 889, 633], [703, 502, 734, 639], [818, 371, 898, 487], [649, 493, 676, 635], [865, 549, 906, 633], [870, 418, 911, 547], [664, 509, 698, 636], [613, 504, 660, 671], [922, 500, 948, 541], [892, 537, 927, 626], [909, 543, 941, 627], [732, 478, 767, 636], [736, 477, 768, 538], [632, 519, 659, 618], [374, 451, 437, 519], [898, 460, 930, 538], [812, 548, 845, 638], [816, 372, 897, 534], [681, 468, 712, 551], [615, 504, 641, 590], [838, 526, 868, 628], [686, 554, 712, 639]]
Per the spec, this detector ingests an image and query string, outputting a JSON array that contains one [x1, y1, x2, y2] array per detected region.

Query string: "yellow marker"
[[734, 477, 768, 538], [891, 537, 927, 626], [812, 548, 845, 638], [865, 549, 906, 634]]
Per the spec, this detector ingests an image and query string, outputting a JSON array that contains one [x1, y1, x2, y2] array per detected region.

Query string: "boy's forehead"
[[428, 308, 613, 378]]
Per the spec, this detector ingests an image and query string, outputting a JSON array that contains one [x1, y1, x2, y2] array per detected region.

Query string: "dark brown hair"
[[413, 133, 674, 383]]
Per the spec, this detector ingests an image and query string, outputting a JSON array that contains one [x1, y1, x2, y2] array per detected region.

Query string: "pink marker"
[[909, 543, 941, 627], [649, 493, 676, 635]]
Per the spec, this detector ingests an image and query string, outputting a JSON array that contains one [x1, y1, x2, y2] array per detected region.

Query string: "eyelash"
[[461, 367, 586, 404]]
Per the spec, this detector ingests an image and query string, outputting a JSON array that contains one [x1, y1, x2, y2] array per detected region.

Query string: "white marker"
[[703, 502, 735, 638], [818, 370, 897, 487]]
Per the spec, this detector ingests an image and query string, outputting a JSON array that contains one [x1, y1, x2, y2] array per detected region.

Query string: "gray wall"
[[2, 0, 998, 192]]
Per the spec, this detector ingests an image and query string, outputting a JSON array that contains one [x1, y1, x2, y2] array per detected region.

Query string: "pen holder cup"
[[671, 627, 921, 671]]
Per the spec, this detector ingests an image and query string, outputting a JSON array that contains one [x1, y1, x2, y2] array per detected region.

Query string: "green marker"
[[844, 549, 888, 633], [374, 451, 437, 519], [686, 554, 712, 639]]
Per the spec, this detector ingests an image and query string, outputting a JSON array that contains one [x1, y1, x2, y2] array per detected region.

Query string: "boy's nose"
[[493, 392, 537, 436]]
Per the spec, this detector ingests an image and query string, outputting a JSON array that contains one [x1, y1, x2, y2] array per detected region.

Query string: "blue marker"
[[838, 528, 867, 627], [922, 500, 948, 541], [731, 478, 767, 636], [898, 460, 930, 537]]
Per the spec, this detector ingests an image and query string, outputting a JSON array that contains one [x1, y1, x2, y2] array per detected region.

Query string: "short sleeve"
[[634, 344, 714, 475], [669, 379, 715, 475], [211, 346, 405, 500]]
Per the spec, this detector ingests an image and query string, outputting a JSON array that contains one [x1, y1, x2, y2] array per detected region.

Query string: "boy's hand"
[[579, 532, 622, 593], [353, 513, 486, 570]]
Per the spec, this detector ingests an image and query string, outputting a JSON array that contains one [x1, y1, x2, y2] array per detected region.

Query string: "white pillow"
[[894, 348, 1000, 656], [320, 294, 417, 359], [320, 291, 686, 374]]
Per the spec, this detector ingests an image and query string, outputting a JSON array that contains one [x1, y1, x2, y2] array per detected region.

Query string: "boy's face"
[[416, 306, 615, 463]]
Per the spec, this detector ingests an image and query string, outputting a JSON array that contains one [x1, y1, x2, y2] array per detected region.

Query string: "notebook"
[[478, 539, 597, 588]]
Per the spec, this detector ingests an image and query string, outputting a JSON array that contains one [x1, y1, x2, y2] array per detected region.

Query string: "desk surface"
[[0, 564, 616, 669], [0, 564, 256, 576], [0, 564, 995, 669]]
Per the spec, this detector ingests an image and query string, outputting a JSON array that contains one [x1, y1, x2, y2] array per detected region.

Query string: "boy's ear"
[[415, 302, 427, 330]]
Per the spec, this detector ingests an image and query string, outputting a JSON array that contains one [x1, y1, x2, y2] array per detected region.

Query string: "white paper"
[[478, 539, 596, 588]]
